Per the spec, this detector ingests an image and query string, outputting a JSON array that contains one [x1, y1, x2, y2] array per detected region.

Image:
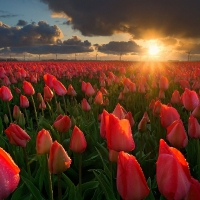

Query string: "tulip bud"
[[13, 105, 21, 120], [22, 81, 35, 96], [0, 86, 13, 101], [56, 102, 64, 115], [4, 114, 9, 125], [53, 114, 71, 133], [20, 94, 29, 108], [48, 141, 71, 174], [17, 112, 26, 128], [36, 129, 52, 155], [37, 92, 43, 103], [69, 126, 87, 153]]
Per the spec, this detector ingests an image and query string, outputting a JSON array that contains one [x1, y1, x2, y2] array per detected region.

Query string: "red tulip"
[[192, 103, 200, 118], [179, 80, 190, 90], [43, 73, 56, 89], [36, 129, 53, 155], [185, 177, 200, 200], [0, 67, 6, 78], [112, 103, 127, 119], [53, 114, 71, 133], [171, 90, 181, 104], [20, 94, 29, 108], [100, 109, 109, 139], [105, 114, 135, 152], [48, 141, 71, 174], [67, 84, 77, 97], [125, 111, 135, 127], [22, 81, 35, 96], [166, 119, 188, 149], [4, 123, 31, 147], [181, 88, 199, 111], [158, 89, 165, 99], [69, 126, 87, 153], [81, 81, 87, 93], [13, 105, 21, 120], [117, 151, 150, 200], [160, 104, 180, 128], [14, 87, 21, 94], [43, 85, 54, 102], [156, 139, 191, 200], [39, 100, 46, 110], [188, 115, 200, 138], [0, 86, 13, 101], [94, 90, 103, 104], [153, 100, 162, 117], [0, 148, 20, 199], [81, 98, 91, 111], [52, 79, 67, 96], [85, 82, 95, 97], [149, 99, 155, 110], [138, 116, 148, 133], [159, 76, 169, 91]]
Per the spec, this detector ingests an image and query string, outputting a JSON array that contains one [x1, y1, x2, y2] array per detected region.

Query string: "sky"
[[0, 0, 200, 61]]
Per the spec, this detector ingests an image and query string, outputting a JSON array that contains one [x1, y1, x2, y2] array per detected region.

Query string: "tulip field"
[[0, 61, 200, 199]]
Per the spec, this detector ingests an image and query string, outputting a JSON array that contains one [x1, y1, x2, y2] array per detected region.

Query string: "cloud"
[[0, 21, 63, 47], [0, 14, 19, 18], [41, 0, 200, 39], [175, 41, 200, 54], [0, 36, 94, 55], [17, 19, 28, 26], [96, 40, 146, 55]]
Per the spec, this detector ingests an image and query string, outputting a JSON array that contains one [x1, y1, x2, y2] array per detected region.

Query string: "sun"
[[149, 45, 160, 55]]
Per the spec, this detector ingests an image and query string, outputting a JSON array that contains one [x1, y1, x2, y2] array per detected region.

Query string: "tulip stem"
[[7, 101, 13, 122], [24, 108, 29, 127], [57, 173, 62, 200], [31, 95, 38, 127], [140, 132, 143, 159], [46, 154, 53, 200], [109, 161, 113, 189], [22, 147, 31, 176], [78, 153, 82, 195], [62, 95, 67, 114]]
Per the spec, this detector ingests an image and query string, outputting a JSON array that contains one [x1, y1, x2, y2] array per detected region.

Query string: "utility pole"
[[96, 53, 98, 60], [186, 51, 191, 61], [120, 53, 122, 61]]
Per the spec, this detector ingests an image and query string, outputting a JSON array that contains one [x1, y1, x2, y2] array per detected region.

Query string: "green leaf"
[[82, 181, 99, 199], [11, 183, 26, 200], [62, 173, 82, 200], [21, 176, 44, 200], [95, 147, 111, 180], [92, 170, 116, 200]]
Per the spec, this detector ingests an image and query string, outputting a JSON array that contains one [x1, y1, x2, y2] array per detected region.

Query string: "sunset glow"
[[148, 45, 160, 56]]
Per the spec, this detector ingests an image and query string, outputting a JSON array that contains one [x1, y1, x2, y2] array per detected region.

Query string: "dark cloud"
[[62, 21, 71, 25], [17, 19, 28, 26], [160, 38, 178, 47], [175, 41, 200, 54], [0, 36, 94, 54], [41, 0, 200, 39], [0, 21, 63, 47], [0, 14, 19, 18], [96, 40, 146, 55]]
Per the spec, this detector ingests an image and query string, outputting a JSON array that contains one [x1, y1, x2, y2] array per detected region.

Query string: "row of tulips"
[[0, 61, 200, 199]]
